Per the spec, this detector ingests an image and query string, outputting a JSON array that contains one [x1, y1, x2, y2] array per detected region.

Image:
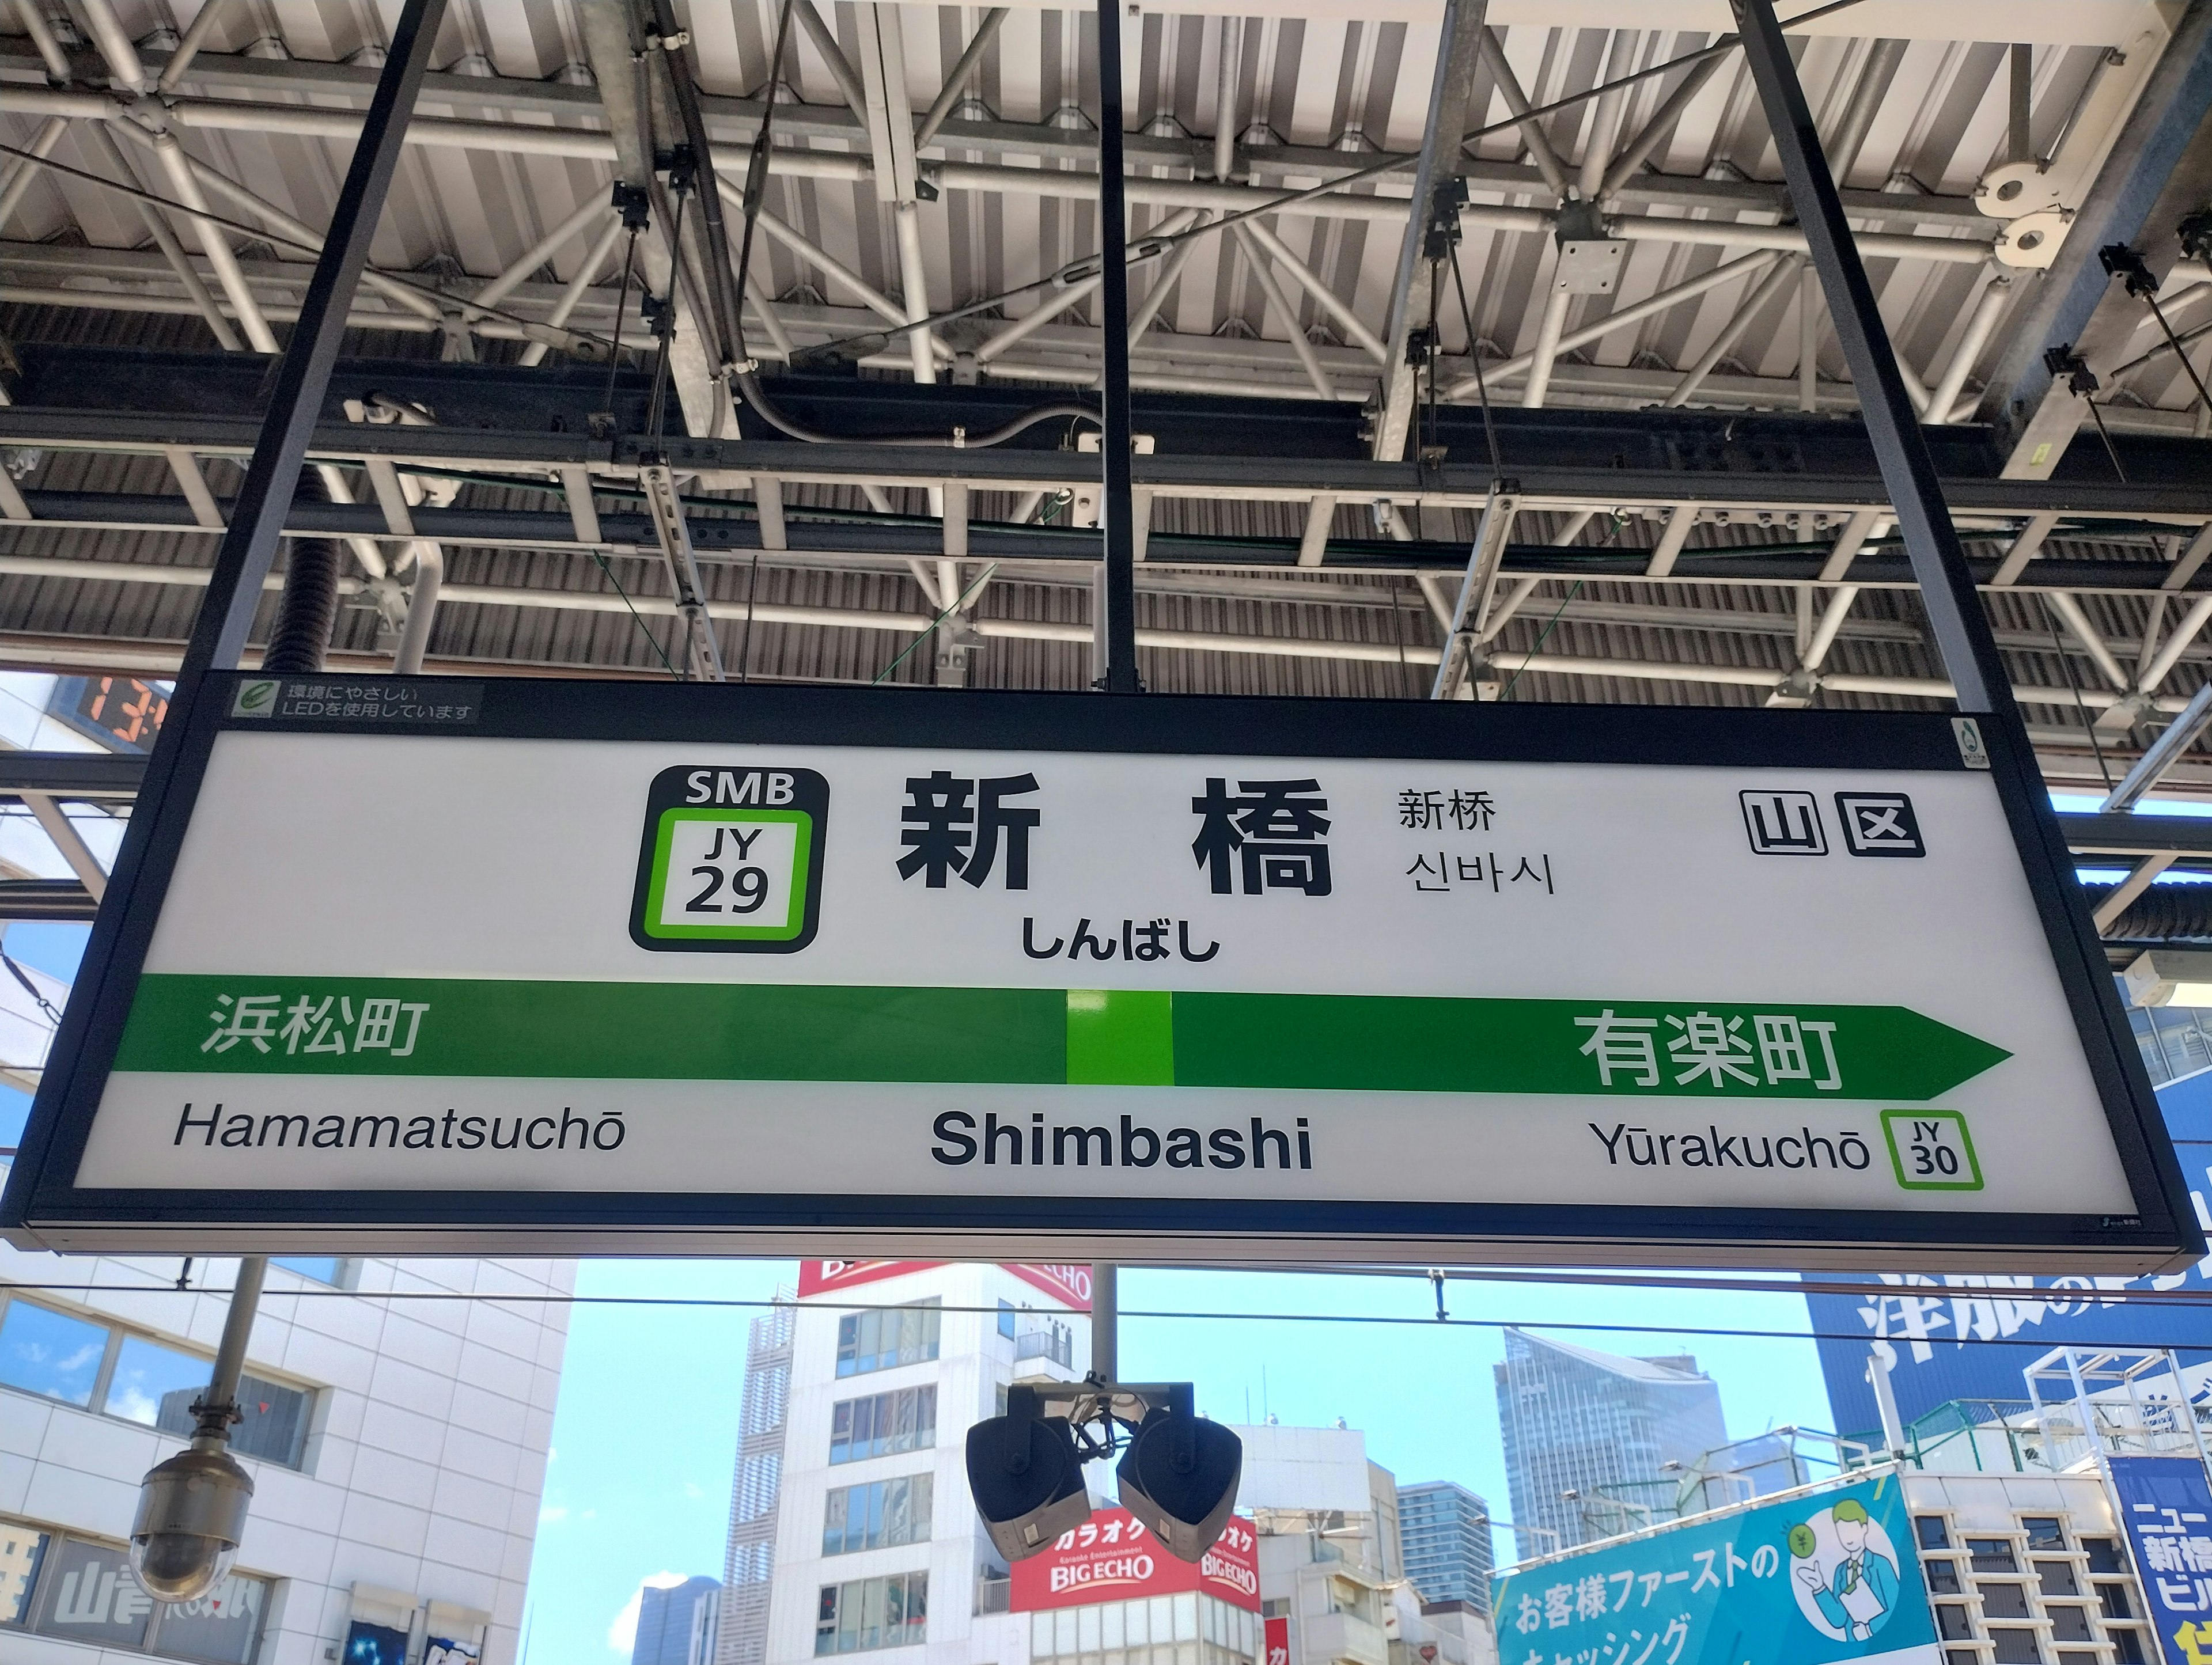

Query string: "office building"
[[1493, 1329, 1728, 1553], [0, 1245, 573, 1665], [716, 1260, 1091, 1665], [1393, 1481, 1492, 1613], [635, 1576, 723, 1665]]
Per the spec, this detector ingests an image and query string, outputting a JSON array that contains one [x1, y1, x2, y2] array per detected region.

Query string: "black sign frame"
[[1, 673, 2198, 1269]]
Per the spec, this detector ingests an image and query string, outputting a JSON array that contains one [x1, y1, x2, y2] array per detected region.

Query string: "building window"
[[1989, 1631, 2043, 1665], [1935, 1606, 1974, 1641], [815, 1572, 928, 1654], [1979, 1585, 2031, 1620], [0, 1516, 269, 1663], [2022, 1519, 2066, 1552], [2084, 1539, 2128, 1575], [830, 1387, 937, 1465], [271, 1257, 346, 1287], [824, 1476, 934, 1555], [998, 1301, 1017, 1340], [1969, 1540, 2020, 1573], [0, 1301, 107, 1405], [1927, 1561, 1961, 1595], [836, 1302, 941, 1378], [1916, 1517, 1953, 1550], [0, 1296, 313, 1470]]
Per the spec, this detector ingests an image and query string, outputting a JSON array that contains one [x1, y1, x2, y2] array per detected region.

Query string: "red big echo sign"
[[1010, 1509, 1260, 1613]]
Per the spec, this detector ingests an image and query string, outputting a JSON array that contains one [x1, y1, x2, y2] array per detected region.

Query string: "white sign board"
[[1, 676, 2194, 1267]]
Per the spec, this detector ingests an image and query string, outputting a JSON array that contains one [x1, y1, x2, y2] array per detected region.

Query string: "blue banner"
[[1491, 1474, 1938, 1665], [2111, 1455, 2212, 1665], [1810, 1069, 2212, 1436]]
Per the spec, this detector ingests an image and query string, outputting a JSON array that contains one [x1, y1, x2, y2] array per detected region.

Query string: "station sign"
[[0, 676, 2196, 1266]]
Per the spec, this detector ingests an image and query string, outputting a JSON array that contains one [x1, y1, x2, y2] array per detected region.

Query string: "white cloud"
[[540, 1505, 569, 1525], [683, 1482, 704, 1500], [608, 1573, 689, 1654]]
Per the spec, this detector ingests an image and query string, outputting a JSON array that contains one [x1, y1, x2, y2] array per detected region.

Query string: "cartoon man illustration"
[[1795, 1500, 1899, 1642]]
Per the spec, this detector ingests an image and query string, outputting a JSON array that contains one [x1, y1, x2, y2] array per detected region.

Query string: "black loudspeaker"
[[965, 1405, 1092, 1562], [1115, 1407, 1243, 1563]]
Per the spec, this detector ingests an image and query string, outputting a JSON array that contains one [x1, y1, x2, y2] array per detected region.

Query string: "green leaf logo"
[[230, 679, 279, 718]]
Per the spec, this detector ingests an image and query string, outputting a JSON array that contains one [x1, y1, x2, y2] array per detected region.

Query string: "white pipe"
[[77, 0, 151, 93], [158, 0, 237, 95], [1924, 272, 2011, 423], [80, 120, 243, 351], [473, 196, 607, 313], [518, 214, 624, 367], [1239, 217, 1388, 364], [148, 131, 277, 352], [0, 116, 67, 235], [894, 202, 935, 384], [2142, 596, 2212, 693], [1444, 250, 1773, 396], [1663, 255, 1799, 408], [2046, 591, 2133, 690], [742, 194, 914, 330], [979, 273, 1104, 363], [10, 1, 67, 77], [1213, 15, 1238, 183], [1521, 289, 1571, 408], [1576, 32, 1637, 203], [1803, 586, 1859, 671], [1128, 217, 1210, 341], [1234, 226, 1334, 400], [392, 541, 442, 674]]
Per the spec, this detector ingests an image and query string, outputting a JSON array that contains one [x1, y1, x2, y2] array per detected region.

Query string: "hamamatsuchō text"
[[172, 1103, 627, 1152], [931, 1112, 1312, 1170]]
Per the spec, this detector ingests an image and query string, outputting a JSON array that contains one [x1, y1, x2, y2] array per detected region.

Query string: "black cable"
[[2086, 395, 2130, 484], [643, 181, 690, 442], [601, 223, 641, 418], [2043, 596, 2117, 791], [729, 0, 800, 378], [1448, 245, 1504, 480], [1, 950, 63, 1025], [2146, 291, 2212, 416], [739, 546, 763, 682]]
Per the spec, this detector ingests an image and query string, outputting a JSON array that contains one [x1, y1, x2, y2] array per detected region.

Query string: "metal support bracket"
[[1430, 488, 1518, 700], [640, 460, 727, 681]]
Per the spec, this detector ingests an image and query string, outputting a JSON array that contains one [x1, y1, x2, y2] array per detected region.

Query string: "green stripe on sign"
[[1067, 989, 1175, 1086], [1170, 993, 2007, 1101], [115, 974, 2010, 1101], [121, 975, 1065, 1084]]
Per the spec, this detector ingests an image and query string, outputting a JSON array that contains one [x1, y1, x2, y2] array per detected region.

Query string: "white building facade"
[[0, 1245, 573, 1665], [744, 1261, 1090, 1665]]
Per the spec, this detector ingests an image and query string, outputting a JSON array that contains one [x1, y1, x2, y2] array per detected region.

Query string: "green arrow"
[[114, 974, 2008, 1101]]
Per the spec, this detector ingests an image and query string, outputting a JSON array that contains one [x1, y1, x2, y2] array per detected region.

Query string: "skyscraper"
[[1395, 1480, 1493, 1613], [635, 1577, 724, 1665], [1493, 1329, 1729, 1553]]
